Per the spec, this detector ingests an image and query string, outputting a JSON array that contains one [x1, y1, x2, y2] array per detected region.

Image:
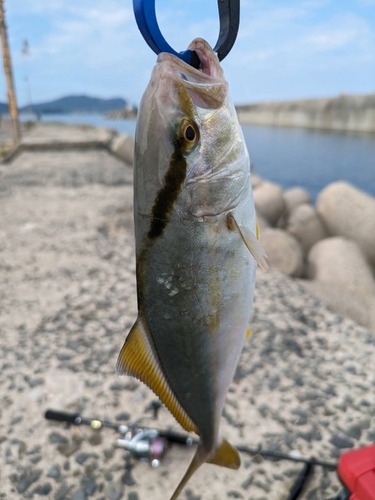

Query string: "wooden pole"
[[0, 0, 21, 142]]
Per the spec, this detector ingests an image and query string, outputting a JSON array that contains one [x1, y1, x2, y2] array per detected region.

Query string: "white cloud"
[[5, 0, 375, 105]]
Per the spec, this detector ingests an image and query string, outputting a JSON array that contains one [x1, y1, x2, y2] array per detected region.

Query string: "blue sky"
[[4, 0, 375, 106]]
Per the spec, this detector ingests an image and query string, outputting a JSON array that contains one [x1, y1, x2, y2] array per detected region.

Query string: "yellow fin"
[[255, 217, 260, 240], [169, 439, 240, 499], [170, 444, 207, 500], [206, 438, 241, 470], [116, 318, 197, 434], [228, 213, 268, 271], [246, 327, 252, 339]]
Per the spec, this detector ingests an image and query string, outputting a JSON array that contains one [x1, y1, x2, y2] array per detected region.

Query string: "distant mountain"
[[19, 95, 129, 114], [0, 102, 9, 114]]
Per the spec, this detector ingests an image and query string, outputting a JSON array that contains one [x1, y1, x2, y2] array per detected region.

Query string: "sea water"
[[33, 113, 375, 200]]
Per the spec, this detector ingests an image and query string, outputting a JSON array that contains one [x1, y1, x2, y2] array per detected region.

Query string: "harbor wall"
[[236, 93, 375, 133]]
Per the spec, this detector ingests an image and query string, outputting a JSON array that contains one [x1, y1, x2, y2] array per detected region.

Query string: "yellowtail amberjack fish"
[[117, 38, 267, 499]]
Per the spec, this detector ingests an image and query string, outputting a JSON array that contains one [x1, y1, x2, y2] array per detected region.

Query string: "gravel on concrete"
[[1, 133, 374, 500]]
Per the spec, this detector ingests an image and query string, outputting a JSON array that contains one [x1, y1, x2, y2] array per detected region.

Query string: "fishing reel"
[[115, 427, 167, 466], [45, 401, 191, 468]]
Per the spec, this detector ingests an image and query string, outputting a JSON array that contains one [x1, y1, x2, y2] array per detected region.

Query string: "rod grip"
[[45, 409, 80, 424]]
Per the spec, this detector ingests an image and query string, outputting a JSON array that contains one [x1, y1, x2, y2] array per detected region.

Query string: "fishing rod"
[[45, 402, 375, 500]]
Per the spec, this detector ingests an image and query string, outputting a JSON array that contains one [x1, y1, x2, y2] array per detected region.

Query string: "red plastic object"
[[338, 444, 375, 500]]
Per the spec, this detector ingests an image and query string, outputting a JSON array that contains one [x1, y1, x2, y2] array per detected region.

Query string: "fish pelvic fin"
[[116, 317, 198, 434], [170, 439, 241, 499], [227, 213, 269, 271], [206, 438, 241, 469]]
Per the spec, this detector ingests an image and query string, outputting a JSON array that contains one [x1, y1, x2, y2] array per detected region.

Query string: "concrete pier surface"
[[1, 122, 374, 500], [237, 93, 375, 133]]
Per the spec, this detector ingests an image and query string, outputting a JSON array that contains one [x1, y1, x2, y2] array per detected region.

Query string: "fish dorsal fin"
[[116, 318, 198, 434], [206, 438, 241, 469], [227, 213, 268, 271]]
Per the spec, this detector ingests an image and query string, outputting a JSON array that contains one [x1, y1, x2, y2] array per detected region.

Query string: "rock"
[[104, 480, 124, 500], [287, 204, 327, 253], [47, 465, 61, 481], [110, 134, 135, 166], [16, 469, 42, 493], [256, 214, 270, 235], [115, 412, 130, 421], [260, 229, 304, 277], [82, 476, 96, 496], [307, 237, 375, 297], [76, 452, 91, 465], [283, 187, 311, 214], [298, 280, 374, 331], [127, 493, 139, 500], [49, 432, 69, 444], [37, 483, 52, 495], [317, 182, 375, 267], [55, 482, 73, 500], [253, 181, 286, 226], [71, 489, 87, 500], [329, 434, 354, 449], [241, 475, 254, 490], [251, 173, 262, 189]]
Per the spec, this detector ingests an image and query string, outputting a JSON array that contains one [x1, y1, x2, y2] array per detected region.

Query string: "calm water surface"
[[37, 113, 375, 200]]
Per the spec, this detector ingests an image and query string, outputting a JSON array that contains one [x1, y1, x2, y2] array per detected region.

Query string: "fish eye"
[[178, 120, 199, 153], [185, 125, 196, 142]]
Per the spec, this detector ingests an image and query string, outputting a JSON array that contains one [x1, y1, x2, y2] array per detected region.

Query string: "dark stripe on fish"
[[147, 147, 187, 239]]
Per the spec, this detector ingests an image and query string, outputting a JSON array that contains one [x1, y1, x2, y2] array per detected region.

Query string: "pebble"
[[104, 480, 124, 500], [127, 493, 139, 500], [344, 423, 363, 440], [16, 468, 42, 493], [329, 434, 354, 449], [49, 432, 69, 444], [47, 465, 61, 481], [253, 480, 271, 493], [58, 440, 82, 457], [241, 474, 254, 490], [71, 489, 87, 500], [227, 491, 244, 498], [82, 476, 96, 496], [116, 411, 130, 421], [54, 482, 73, 500], [37, 482, 52, 495], [185, 489, 201, 500], [76, 453, 92, 465]]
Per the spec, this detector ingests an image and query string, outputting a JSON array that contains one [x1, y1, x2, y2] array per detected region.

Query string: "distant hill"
[[19, 95, 129, 114], [0, 102, 9, 114]]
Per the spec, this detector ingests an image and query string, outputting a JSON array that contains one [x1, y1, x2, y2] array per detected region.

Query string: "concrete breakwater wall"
[[236, 93, 375, 133]]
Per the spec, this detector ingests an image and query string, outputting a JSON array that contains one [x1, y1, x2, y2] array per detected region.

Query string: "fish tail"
[[169, 438, 240, 500]]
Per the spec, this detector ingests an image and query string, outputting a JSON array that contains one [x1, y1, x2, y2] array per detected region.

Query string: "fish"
[[116, 38, 267, 499]]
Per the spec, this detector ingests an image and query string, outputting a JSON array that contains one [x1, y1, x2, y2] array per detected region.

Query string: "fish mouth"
[[157, 38, 228, 109]]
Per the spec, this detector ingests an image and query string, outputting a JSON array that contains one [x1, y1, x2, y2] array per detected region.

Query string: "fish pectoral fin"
[[227, 213, 268, 271], [116, 317, 197, 434], [256, 216, 260, 240], [206, 438, 241, 470], [246, 326, 252, 339]]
